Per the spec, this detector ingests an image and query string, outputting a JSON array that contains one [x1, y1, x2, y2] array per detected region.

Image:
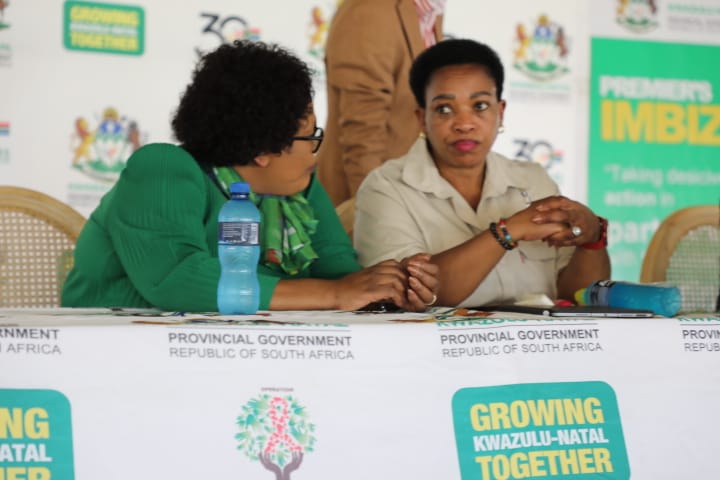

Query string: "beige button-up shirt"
[[355, 139, 574, 307]]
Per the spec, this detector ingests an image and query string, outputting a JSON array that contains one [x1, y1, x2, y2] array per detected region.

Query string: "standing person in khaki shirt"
[[317, 0, 444, 206]]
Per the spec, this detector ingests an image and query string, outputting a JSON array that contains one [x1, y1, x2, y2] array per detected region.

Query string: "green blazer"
[[62, 143, 361, 311]]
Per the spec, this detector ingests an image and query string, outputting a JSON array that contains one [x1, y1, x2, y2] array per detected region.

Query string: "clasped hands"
[[337, 253, 439, 312], [508, 195, 601, 248]]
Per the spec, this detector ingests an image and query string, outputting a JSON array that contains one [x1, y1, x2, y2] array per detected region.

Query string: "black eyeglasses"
[[292, 126, 324, 154]]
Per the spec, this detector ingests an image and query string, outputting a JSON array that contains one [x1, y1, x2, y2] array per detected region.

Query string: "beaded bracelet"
[[489, 222, 515, 251], [497, 219, 518, 249]]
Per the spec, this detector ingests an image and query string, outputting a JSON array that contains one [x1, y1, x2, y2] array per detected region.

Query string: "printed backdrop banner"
[[589, 38, 720, 281], [1, 0, 591, 216]]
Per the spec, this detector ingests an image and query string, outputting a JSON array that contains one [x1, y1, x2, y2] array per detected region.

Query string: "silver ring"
[[425, 293, 438, 306], [571, 225, 582, 237]]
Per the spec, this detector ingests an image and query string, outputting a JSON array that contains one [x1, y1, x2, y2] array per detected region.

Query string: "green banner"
[[589, 38, 720, 281], [452, 382, 630, 480], [0, 389, 75, 479], [63, 1, 145, 55]]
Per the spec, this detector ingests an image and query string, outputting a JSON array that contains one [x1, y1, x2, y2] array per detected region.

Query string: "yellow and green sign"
[[452, 382, 629, 479], [0, 389, 74, 479], [63, 1, 144, 55], [589, 38, 720, 281]]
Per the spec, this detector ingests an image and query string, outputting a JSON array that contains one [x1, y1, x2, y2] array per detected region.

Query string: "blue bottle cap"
[[230, 182, 250, 194]]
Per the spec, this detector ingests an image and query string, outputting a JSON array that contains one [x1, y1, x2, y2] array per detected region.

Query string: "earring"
[[498, 125, 505, 134], [419, 131, 426, 139]]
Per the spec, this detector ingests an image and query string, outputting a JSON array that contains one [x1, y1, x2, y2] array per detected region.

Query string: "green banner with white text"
[[589, 38, 720, 281]]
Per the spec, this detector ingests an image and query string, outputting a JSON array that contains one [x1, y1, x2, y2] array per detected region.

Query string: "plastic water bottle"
[[574, 280, 682, 317], [217, 182, 260, 314]]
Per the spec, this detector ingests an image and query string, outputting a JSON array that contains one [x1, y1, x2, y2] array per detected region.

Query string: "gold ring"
[[425, 293, 438, 306]]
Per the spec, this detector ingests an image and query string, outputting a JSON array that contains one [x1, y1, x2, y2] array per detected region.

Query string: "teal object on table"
[[575, 280, 682, 317]]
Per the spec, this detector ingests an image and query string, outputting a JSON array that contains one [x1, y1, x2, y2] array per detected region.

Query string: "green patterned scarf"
[[213, 167, 319, 275]]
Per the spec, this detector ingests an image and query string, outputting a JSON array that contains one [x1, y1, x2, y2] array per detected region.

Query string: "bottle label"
[[588, 280, 615, 305], [218, 221, 260, 245]]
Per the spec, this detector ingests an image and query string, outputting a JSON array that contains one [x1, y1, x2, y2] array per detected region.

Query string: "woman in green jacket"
[[62, 41, 438, 312]]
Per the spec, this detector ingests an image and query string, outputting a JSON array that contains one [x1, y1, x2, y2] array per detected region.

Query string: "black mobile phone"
[[355, 301, 403, 313]]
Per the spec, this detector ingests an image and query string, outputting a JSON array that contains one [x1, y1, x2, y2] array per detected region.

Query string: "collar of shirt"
[[400, 137, 530, 205]]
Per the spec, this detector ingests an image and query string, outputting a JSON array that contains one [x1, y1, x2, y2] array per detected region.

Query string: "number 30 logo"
[[196, 12, 260, 58], [512, 138, 564, 170]]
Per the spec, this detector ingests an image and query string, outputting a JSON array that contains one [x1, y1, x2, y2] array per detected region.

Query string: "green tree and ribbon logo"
[[235, 394, 316, 479]]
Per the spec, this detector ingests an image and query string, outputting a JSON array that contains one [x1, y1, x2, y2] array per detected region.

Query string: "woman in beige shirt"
[[355, 39, 610, 307]]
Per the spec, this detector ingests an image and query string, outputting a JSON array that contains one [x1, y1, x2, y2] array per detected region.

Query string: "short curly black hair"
[[172, 40, 313, 167], [409, 39, 505, 108]]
